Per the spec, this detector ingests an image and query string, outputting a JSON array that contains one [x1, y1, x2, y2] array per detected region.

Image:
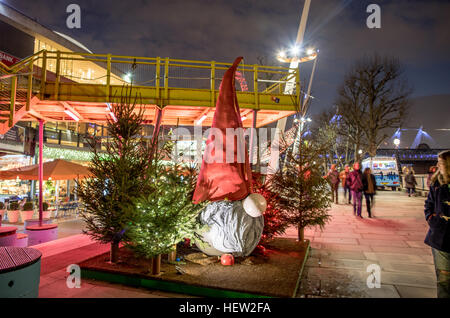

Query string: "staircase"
[[0, 62, 36, 135]]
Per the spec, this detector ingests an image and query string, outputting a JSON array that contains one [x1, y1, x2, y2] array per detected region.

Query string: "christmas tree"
[[268, 138, 332, 241], [125, 141, 207, 271], [77, 86, 155, 263], [252, 172, 289, 244]]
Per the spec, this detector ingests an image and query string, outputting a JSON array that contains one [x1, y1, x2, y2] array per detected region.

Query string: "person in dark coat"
[[405, 167, 417, 197], [424, 150, 450, 298], [325, 164, 340, 204], [346, 162, 364, 217], [339, 165, 352, 204], [362, 167, 376, 218], [427, 166, 438, 189]]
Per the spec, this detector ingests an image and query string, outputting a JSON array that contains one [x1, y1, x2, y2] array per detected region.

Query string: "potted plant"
[[7, 202, 20, 223], [20, 202, 35, 222], [42, 202, 51, 219], [0, 202, 5, 225]]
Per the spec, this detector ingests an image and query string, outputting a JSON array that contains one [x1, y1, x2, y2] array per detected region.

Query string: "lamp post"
[[291, 116, 311, 160], [267, 0, 313, 175], [394, 138, 401, 174]]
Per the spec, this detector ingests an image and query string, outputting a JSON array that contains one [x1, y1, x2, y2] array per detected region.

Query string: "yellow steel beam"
[[9, 76, 17, 127], [54, 51, 61, 100], [40, 51, 47, 99], [26, 59, 33, 111], [48, 83, 297, 111]]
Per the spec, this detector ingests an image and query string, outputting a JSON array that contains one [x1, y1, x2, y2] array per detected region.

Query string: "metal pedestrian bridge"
[[0, 50, 302, 134]]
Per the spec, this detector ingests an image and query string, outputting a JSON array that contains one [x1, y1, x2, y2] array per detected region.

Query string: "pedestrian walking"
[[340, 165, 352, 204], [427, 166, 438, 189], [325, 164, 340, 204], [346, 162, 364, 217], [424, 150, 450, 298], [405, 167, 417, 197], [362, 167, 376, 218]]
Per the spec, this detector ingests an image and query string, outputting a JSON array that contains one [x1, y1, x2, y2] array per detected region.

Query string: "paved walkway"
[[289, 189, 437, 298]]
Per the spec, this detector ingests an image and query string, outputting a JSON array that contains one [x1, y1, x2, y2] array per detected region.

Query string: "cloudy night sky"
[[4, 0, 450, 146]]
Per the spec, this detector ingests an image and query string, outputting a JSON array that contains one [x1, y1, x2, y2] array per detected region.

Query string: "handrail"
[[2, 50, 300, 101]]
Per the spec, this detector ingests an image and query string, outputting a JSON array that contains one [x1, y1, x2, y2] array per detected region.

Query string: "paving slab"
[[379, 261, 436, 274], [310, 250, 367, 260], [380, 271, 436, 289], [395, 285, 437, 298], [313, 237, 360, 245], [369, 246, 432, 255], [363, 252, 425, 264]]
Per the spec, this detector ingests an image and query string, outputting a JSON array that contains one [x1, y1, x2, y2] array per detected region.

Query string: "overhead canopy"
[[0, 159, 90, 180]]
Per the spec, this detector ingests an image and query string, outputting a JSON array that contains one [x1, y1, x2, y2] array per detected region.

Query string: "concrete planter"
[[24, 218, 52, 228], [14, 233, 28, 247], [0, 227, 17, 247], [20, 210, 35, 222], [7, 210, 19, 223], [25, 224, 58, 246]]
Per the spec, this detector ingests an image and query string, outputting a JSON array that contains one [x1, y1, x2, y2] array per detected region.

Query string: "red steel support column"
[[39, 119, 44, 226], [151, 108, 163, 148]]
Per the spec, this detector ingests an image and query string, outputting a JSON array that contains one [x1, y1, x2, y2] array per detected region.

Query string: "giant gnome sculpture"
[[193, 57, 266, 257]]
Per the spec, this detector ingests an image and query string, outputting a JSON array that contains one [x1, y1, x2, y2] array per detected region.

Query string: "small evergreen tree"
[[77, 86, 155, 263], [269, 137, 332, 241], [125, 145, 207, 270], [252, 172, 289, 244]]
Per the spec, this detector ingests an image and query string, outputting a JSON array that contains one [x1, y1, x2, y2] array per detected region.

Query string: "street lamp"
[[394, 138, 400, 148], [293, 116, 311, 124], [276, 47, 318, 63], [123, 72, 132, 84]]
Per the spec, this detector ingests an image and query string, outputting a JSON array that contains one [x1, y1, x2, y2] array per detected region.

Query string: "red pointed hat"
[[193, 57, 252, 203]]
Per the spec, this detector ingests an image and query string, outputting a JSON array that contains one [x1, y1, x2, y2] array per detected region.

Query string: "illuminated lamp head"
[[242, 193, 267, 218]]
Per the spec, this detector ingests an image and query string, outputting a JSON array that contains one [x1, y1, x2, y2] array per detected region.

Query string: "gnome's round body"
[[196, 200, 264, 257]]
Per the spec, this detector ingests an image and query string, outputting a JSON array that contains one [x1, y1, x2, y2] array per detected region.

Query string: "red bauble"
[[220, 254, 234, 266]]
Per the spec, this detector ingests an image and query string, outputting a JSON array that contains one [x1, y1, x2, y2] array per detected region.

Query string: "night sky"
[[4, 0, 450, 145]]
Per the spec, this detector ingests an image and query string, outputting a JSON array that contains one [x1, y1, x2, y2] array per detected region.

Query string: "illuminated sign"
[[0, 50, 20, 67]]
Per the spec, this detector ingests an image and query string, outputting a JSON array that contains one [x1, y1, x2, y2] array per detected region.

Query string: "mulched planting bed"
[[79, 238, 310, 298]]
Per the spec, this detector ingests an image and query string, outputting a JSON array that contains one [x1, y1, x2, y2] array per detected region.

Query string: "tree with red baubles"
[[252, 172, 289, 244]]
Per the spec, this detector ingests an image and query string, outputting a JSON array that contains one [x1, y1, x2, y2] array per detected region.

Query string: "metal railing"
[[1, 50, 301, 105]]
